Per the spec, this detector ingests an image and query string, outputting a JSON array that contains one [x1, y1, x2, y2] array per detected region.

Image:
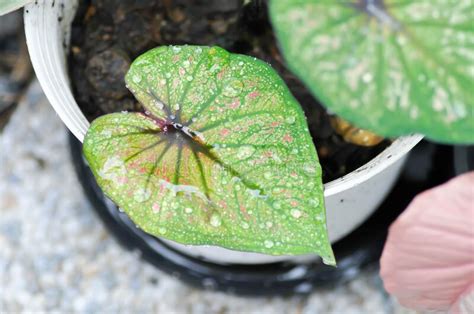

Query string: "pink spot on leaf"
[[248, 91, 260, 99], [117, 177, 128, 184], [240, 206, 250, 220], [219, 200, 228, 209], [220, 129, 230, 137], [217, 69, 225, 80], [228, 99, 240, 109], [152, 203, 160, 213], [283, 134, 293, 143], [172, 78, 179, 88]]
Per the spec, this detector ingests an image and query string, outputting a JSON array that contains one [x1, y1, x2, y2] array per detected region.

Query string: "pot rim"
[[23, 0, 423, 197]]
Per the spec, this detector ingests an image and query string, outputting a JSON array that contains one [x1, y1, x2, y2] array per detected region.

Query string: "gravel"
[[0, 81, 413, 313]]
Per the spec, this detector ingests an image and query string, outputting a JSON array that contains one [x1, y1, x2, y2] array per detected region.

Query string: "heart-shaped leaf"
[[83, 46, 335, 264], [270, 1, 474, 144]]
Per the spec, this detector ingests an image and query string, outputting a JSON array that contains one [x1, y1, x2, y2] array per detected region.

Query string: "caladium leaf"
[[270, 0, 474, 144], [0, 0, 32, 16], [83, 46, 335, 264]]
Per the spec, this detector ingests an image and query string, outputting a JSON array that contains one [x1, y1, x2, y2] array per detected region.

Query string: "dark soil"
[[69, 0, 390, 183], [0, 12, 32, 132]]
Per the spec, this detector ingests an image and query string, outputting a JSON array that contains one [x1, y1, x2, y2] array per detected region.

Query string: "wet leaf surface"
[[83, 46, 335, 264], [270, 0, 474, 144]]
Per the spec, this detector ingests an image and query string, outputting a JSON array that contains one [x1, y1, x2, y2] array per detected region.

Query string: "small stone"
[[116, 12, 153, 55], [85, 47, 131, 99]]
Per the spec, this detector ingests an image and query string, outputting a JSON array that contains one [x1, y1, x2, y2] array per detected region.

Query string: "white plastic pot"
[[25, 0, 422, 264]]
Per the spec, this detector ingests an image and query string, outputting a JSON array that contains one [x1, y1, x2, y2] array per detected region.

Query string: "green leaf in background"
[[0, 0, 32, 16], [270, 0, 474, 144], [83, 46, 335, 265]]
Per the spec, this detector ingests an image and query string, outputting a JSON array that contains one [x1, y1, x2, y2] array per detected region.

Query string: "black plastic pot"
[[69, 133, 457, 295]]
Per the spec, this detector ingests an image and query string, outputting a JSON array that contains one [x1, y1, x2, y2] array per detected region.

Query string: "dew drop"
[[101, 130, 112, 138], [303, 163, 318, 176], [132, 75, 142, 84], [134, 188, 151, 203], [184, 207, 193, 214], [264, 240, 274, 248], [362, 72, 373, 83], [210, 213, 222, 227], [99, 156, 126, 181], [453, 102, 467, 118], [285, 116, 296, 124], [248, 189, 267, 200], [315, 213, 324, 221], [290, 208, 302, 219], [236, 145, 256, 160], [397, 35, 407, 45], [186, 75, 193, 82], [209, 64, 220, 73], [222, 78, 243, 97], [310, 198, 320, 207]]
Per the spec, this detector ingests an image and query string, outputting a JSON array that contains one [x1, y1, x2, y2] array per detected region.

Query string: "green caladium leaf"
[[0, 0, 32, 16], [270, 0, 474, 144], [83, 46, 335, 264]]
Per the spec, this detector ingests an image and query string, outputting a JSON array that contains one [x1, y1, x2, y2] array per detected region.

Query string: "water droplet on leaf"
[[285, 116, 296, 124], [290, 208, 302, 219], [223, 79, 243, 97], [264, 240, 274, 248], [236, 145, 255, 160], [210, 213, 222, 227], [132, 75, 142, 84], [134, 188, 151, 203]]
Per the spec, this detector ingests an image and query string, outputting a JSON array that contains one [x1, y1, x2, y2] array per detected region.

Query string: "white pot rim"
[[324, 134, 422, 196]]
